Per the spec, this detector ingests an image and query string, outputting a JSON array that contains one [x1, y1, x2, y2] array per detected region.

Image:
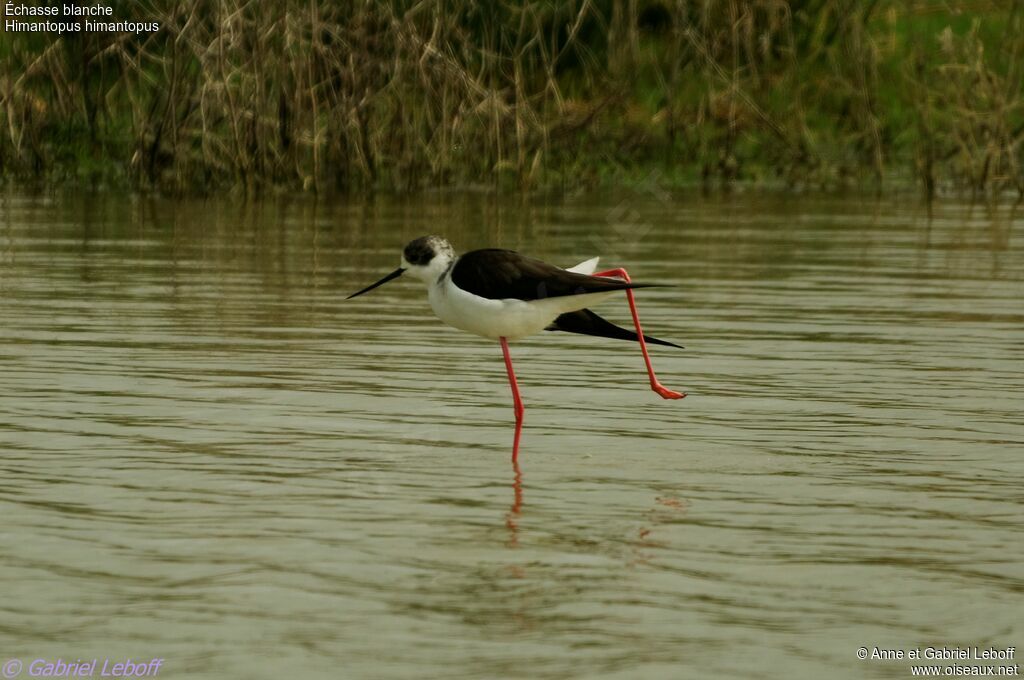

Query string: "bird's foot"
[[652, 383, 686, 400]]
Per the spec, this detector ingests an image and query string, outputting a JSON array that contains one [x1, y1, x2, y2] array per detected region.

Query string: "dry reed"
[[0, 0, 1020, 198]]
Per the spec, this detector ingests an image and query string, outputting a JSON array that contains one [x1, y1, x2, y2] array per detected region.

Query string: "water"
[[1, 192, 1022, 679]]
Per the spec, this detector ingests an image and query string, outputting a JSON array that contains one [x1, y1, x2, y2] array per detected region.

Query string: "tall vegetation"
[[1, 0, 1021, 197]]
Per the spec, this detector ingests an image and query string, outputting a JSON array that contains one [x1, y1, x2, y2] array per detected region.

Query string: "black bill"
[[347, 267, 405, 299]]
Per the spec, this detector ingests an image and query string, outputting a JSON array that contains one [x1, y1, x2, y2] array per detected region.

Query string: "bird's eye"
[[404, 246, 433, 265]]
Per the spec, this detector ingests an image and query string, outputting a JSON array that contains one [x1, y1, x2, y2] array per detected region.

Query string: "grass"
[[0, 0, 1021, 199]]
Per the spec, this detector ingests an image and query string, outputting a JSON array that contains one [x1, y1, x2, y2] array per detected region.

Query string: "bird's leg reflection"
[[594, 267, 686, 400], [505, 459, 524, 548], [630, 496, 690, 567]]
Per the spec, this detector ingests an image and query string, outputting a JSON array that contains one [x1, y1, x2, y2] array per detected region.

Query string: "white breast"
[[427, 271, 615, 341]]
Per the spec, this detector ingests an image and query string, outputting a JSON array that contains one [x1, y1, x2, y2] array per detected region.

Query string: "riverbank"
[[1, 1, 1021, 198]]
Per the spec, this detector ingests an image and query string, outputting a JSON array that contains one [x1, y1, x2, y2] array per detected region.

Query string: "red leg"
[[595, 268, 686, 400], [500, 337, 525, 462]]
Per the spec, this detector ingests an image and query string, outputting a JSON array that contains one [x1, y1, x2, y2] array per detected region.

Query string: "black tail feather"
[[545, 309, 683, 349]]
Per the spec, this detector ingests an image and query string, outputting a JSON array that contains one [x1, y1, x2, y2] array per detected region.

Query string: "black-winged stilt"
[[348, 235, 685, 461]]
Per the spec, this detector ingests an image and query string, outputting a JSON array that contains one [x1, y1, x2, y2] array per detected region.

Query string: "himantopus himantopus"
[[348, 235, 685, 461]]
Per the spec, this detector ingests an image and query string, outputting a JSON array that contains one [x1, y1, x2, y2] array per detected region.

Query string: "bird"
[[347, 235, 685, 461]]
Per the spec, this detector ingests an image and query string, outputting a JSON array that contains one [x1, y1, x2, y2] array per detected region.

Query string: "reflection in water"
[[506, 460, 524, 549], [1, 192, 1022, 680]]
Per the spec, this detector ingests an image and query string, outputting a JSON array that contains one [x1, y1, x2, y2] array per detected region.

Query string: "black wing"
[[546, 309, 683, 349], [451, 249, 660, 301]]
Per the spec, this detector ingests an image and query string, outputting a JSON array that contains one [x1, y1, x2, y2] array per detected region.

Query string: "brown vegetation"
[[0, 0, 1021, 198]]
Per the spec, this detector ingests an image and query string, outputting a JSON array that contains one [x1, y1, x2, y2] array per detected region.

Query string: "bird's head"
[[400, 235, 456, 283], [347, 235, 456, 299]]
